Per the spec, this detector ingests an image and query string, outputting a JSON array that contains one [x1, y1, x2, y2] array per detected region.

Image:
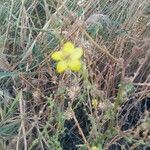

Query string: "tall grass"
[[0, 0, 150, 149]]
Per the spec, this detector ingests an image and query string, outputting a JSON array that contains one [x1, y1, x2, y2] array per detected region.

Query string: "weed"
[[0, 0, 150, 150]]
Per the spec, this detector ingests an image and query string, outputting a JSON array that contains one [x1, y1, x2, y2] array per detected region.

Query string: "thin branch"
[[80, 27, 120, 63], [19, 90, 27, 150], [72, 109, 91, 150]]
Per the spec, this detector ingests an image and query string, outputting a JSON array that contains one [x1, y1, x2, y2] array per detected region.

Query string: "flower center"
[[63, 53, 71, 60]]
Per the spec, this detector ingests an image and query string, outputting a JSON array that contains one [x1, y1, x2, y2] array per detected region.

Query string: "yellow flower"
[[92, 99, 98, 108], [91, 146, 99, 150], [51, 41, 83, 73]]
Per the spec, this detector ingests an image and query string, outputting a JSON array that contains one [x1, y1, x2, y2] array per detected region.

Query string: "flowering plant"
[[51, 42, 83, 73]]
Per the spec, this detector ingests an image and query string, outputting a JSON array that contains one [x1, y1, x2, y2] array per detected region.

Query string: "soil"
[[59, 97, 150, 150]]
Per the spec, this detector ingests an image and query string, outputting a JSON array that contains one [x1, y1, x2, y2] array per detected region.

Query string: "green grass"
[[0, 0, 150, 149]]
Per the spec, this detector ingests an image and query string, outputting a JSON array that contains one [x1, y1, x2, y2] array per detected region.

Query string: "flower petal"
[[92, 99, 98, 108], [56, 61, 68, 73], [51, 51, 63, 61], [68, 59, 81, 71], [70, 47, 83, 59], [63, 42, 75, 54]]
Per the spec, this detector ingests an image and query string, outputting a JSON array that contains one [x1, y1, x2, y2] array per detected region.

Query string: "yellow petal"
[[63, 42, 75, 54], [56, 61, 68, 73], [68, 59, 81, 71], [92, 99, 98, 108], [51, 51, 63, 61], [91, 146, 99, 150], [70, 47, 83, 59]]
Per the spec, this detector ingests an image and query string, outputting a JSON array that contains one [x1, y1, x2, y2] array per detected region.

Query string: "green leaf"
[[0, 71, 17, 79], [0, 122, 19, 137]]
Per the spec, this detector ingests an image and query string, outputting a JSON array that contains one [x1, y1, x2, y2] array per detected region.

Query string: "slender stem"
[[80, 27, 119, 63], [72, 110, 91, 150]]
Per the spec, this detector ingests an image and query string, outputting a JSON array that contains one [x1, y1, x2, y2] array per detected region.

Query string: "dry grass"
[[0, 0, 150, 149]]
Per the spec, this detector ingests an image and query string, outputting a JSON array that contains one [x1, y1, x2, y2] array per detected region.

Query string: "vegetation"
[[0, 0, 150, 149]]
